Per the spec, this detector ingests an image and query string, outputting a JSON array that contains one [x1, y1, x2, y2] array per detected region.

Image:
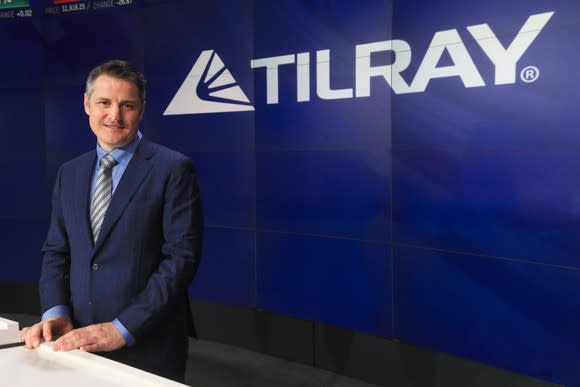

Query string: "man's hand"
[[20, 316, 73, 349], [52, 322, 126, 353]]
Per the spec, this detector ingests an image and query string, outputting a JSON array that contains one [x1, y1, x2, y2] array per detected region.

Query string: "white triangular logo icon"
[[164, 50, 254, 115]]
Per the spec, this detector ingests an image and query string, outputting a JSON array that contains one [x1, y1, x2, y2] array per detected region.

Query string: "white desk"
[[0, 317, 188, 387], [0, 316, 19, 345]]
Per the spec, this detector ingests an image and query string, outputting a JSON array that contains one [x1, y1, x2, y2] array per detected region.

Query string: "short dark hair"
[[85, 60, 146, 103]]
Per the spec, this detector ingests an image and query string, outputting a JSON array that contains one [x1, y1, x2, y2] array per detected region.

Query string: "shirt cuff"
[[112, 319, 135, 347], [42, 305, 70, 321]]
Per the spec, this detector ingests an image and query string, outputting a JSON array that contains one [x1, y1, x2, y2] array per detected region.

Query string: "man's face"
[[84, 74, 144, 153]]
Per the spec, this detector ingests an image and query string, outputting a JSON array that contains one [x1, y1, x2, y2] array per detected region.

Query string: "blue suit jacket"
[[39, 138, 203, 380]]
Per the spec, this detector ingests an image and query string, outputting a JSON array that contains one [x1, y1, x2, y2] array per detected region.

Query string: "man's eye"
[[124, 104, 134, 110]]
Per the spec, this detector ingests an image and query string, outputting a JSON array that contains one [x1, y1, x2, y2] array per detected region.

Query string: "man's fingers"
[[46, 323, 125, 353], [19, 327, 28, 343], [79, 344, 99, 352], [29, 323, 44, 348], [54, 333, 78, 351], [42, 321, 53, 342], [19, 318, 74, 350], [54, 328, 93, 352]]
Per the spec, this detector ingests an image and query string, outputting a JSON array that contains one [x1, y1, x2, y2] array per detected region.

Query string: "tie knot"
[[100, 154, 118, 170]]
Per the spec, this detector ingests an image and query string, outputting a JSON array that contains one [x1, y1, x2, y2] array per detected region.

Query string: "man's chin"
[[98, 139, 126, 152]]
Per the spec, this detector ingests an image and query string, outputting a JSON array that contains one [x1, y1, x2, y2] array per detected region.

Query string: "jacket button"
[[92, 263, 100, 271]]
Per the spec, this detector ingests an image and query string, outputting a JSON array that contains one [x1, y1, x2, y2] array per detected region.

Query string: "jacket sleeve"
[[115, 156, 203, 339], [39, 165, 72, 313]]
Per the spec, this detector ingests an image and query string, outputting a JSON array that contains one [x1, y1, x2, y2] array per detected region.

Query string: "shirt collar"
[[95, 131, 142, 168]]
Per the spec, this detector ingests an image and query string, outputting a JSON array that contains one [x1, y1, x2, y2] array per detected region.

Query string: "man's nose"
[[108, 104, 121, 120]]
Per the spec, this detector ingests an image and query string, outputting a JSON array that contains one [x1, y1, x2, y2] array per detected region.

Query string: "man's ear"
[[84, 93, 90, 115]]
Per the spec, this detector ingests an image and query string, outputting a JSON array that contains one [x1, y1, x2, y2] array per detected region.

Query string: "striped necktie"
[[90, 153, 118, 242]]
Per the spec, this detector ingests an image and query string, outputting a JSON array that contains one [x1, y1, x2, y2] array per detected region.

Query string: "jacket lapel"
[[92, 139, 155, 253], [76, 152, 97, 248]]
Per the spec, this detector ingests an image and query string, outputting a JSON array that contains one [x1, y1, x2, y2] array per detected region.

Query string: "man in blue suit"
[[21, 60, 203, 382]]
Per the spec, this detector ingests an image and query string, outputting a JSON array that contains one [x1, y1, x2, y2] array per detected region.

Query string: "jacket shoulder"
[[58, 150, 95, 173], [139, 139, 193, 165]]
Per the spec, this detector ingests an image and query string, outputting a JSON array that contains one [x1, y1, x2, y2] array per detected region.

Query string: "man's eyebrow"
[[93, 97, 139, 104]]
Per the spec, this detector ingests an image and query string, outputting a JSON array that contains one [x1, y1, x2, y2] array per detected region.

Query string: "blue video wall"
[[1, 0, 579, 386]]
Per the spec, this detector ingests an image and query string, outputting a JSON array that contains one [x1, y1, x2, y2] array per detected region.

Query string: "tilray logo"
[[166, 11, 554, 115], [164, 50, 254, 115]]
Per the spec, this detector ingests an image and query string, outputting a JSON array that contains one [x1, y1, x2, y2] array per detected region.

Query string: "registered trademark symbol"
[[520, 66, 539, 83]]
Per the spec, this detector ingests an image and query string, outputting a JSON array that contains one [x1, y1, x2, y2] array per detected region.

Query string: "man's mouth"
[[104, 123, 125, 129]]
